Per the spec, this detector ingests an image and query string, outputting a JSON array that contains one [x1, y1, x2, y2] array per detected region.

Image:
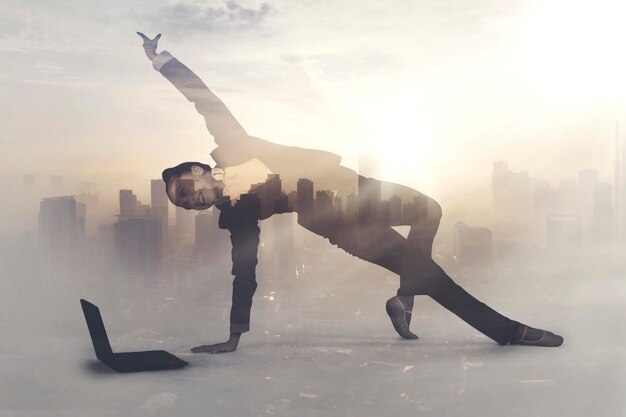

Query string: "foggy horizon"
[[1, 156, 617, 240]]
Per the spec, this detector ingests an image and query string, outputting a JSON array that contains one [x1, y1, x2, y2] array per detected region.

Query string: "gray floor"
[[1, 252, 624, 417]]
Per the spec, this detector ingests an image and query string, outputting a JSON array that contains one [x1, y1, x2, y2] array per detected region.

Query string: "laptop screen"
[[80, 299, 114, 361]]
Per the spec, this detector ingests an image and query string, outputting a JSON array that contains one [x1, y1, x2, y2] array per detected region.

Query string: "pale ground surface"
[[1, 240, 624, 417]]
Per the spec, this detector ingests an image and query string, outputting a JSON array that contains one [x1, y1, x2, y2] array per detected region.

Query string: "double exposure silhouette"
[[137, 33, 563, 353]]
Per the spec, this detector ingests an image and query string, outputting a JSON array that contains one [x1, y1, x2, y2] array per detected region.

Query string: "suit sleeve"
[[152, 51, 249, 146], [217, 198, 261, 333]]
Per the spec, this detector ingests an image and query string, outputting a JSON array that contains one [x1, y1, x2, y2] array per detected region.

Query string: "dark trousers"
[[322, 212, 520, 345]]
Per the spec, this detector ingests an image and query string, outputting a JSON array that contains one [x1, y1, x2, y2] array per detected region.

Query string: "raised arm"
[[137, 32, 248, 146]]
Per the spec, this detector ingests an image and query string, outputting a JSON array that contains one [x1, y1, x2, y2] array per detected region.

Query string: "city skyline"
[[30, 150, 624, 284], [22, 152, 621, 233]]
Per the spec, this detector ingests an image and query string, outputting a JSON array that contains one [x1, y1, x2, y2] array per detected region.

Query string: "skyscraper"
[[251, 174, 283, 219], [315, 190, 335, 221], [346, 192, 358, 223], [286, 191, 298, 212], [358, 154, 382, 224], [195, 207, 230, 262], [195, 210, 213, 254], [119, 189, 149, 218], [175, 205, 196, 245], [272, 213, 296, 282], [151, 179, 169, 249], [389, 195, 402, 225], [151, 179, 169, 212], [297, 178, 314, 220], [119, 189, 138, 218], [39, 196, 85, 270], [114, 216, 162, 276], [334, 196, 343, 221]]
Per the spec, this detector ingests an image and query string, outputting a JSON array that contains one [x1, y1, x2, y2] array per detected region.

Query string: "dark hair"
[[161, 161, 212, 186]]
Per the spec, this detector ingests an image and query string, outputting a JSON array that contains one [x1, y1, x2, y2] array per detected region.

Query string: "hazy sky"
[[1, 0, 625, 202]]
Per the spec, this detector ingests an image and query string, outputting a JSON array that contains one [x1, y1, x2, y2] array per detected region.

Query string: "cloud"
[[305, 50, 397, 77], [0, 3, 124, 55], [150, 0, 275, 36], [34, 61, 68, 75]]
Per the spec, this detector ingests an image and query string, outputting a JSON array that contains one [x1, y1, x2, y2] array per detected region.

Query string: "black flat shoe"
[[510, 325, 564, 347], [385, 296, 418, 340]]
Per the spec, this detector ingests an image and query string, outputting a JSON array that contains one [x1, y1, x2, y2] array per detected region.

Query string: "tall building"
[[272, 213, 296, 282], [403, 200, 417, 224], [286, 191, 298, 212], [38, 196, 85, 270], [389, 195, 402, 225], [358, 153, 382, 224], [76, 201, 86, 223], [334, 196, 343, 221], [195, 208, 231, 262], [195, 211, 213, 255], [175, 205, 196, 245], [251, 174, 283, 219], [297, 178, 314, 220], [274, 195, 289, 214], [358, 175, 382, 223], [402, 195, 430, 224], [346, 192, 358, 223], [236, 193, 262, 220], [151, 180, 169, 211], [114, 217, 162, 276], [115, 187, 165, 273], [315, 189, 335, 219], [119, 189, 149, 218], [119, 189, 138, 218], [151, 179, 169, 249]]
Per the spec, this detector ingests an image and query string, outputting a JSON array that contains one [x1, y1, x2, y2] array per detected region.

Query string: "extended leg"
[[425, 265, 562, 346], [416, 263, 520, 345], [397, 237, 561, 346]]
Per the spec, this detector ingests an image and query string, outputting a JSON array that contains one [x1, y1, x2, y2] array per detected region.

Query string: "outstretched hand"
[[191, 341, 238, 354], [137, 32, 161, 61], [191, 333, 241, 354]]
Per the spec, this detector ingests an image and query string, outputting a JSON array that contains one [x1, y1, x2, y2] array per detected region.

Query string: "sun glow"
[[368, 99, 439, 191]]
